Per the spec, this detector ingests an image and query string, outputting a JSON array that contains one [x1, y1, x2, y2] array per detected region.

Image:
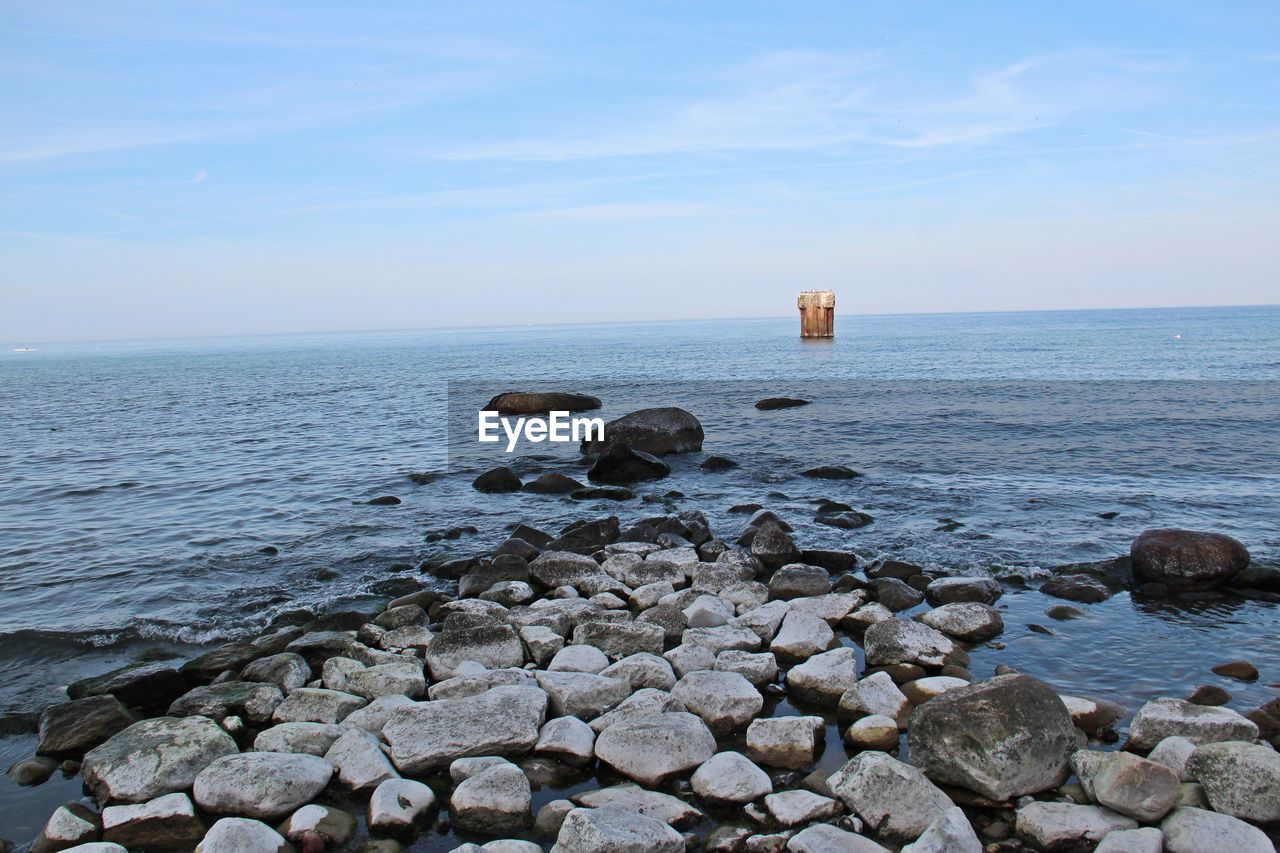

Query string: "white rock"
[[572, 621, 665, 658], [732, 600, 791, 643], [691, 751, 773, 805], [519, 625, 564, 666], [321, 657, 363, 692], [1148, 735, 1197, 781], [550, 806, 684, 853], [785, 647, 858, 706], [383, 685, 548, 773], [450, 761, 532, 834], [1187, 740, 1280, 823], [843, 715, 900, 751], [535, 671, 630, 720], [900, 676, 969, 705], [1094, 827, 1164, 853], [599, 652, 676, 691], [1128, 697, 1259, 751], [589, 688, 687, 734], [253, 721, 346, 755], [664, 643, 717, 678], [594, 712, 717, 785], [714, 649, 779, 687], [345, 660, 426, 700], [270, 687, 366, 724], [827, 752, 953, 843], [763, 789, 842, 826], [36, 805, 99, 849], [324, 727, 399, 790], [787, 592, 864, 625], [916, 603, 1004, 642], [549, 644, 610, 673], [450, 756, 510, 784], [427, 668, 536, 701], [787, 824, 887, 852], [82, 716, 239, 805], [102, 792, 203, 849], [277, 803, 356, 845], [770, 611, 835, 662], [746, 715, 824, 770], [368, 777, 437, 833], [193, 752, 333, 821], [683, 624, 762, 655], [862, 618, 955, 667], [241, 653, 311, 694], [535, 716, 596, 766], [1014, 802, 1138, 851], [684, 595, 735, 628], [672, 670, 764, 735], [340, 694, 416, 734], [1160, 806, 1274, 853], [900, 805, 981, 853], [574, 783, 705, 828], [1091, 750, 1180, 822], [195, 817, 290, 853], [838, 671, 911, 729]]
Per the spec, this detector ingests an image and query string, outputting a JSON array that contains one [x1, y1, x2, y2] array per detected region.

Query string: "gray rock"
[[1160, 806, 1274, 853], [844, 714, 900, 751], [715, 650, 778, 687], [324, 728, 398, 790], [828, 752, 953, 843], [33, 803, 100, 852], [924, 576, 1001, 605], [240, 653, 311, 694], [451, 761, 532, 834], [785, 647, 858, 706], [672, 670, 764, 735], [573, 621, 665, 658], [770, 611, 836, 664], [535, 671, 630, 720], [1127, 697, 1259, 751], [589, 688, 687, 734], [427, 668, 536, 701], [38, 695, 137, 758], [768, 565, 831, 600], [582, 406, 704, 456], [1148, 735, 1197, 781], [548, 644, 610, 673], [340, 694, 416, 734], [863, 619, 955, 668], [900, 805, 981, 853], [82, 716, 239, 804], [1015, 802, 1138, 851], [787, 824, 887, 852], [253, 721, 346, 755], [277, 804, 356, 846], [763, 789, 842, 826], [1186, 740, 1280, 823], [426, 619, 524, 679], [1094, 827, 1164, 853], [168, 682, 284, 726], [573, 783, 705, 828], [838, 671, 911, 729], [68, 661, 188, 715], [868, 577, 924, 611], [101, 792, 204, 849], [535, 716, 596, 766], [384, 685, 547, 773], [550, 806, 684, 853], [751, 522, 801, 571], [664, 642, 717, 678], [593, 712, 717, 785], [1091, 750, 1180, 821], [1130, 528, 1250, 591], [916, 603, 1004, 642], [367, 777, 437, 833], [599, 653, 676, 691], [195, 817, 290, 852], [691, 751, 772, 805], [746, 716, 823, 770], [529, 551, 607, 588], [193, 752, 332, 821], [733, 600, 791, 644], [345, 660, 426, 700], [270, 687, 366, 725]]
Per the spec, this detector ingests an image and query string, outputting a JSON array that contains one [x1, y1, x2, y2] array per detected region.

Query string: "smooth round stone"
[[691, 751, 772, 805], [843, 715, 900, 751]]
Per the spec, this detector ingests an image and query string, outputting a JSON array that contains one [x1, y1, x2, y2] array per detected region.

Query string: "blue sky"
[[2, 1, 1278, 341]]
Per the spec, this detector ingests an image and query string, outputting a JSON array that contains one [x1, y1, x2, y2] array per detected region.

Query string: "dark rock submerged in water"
[[472, 466, 522, 493], [1130, 528, 1250, 591], [801, 464, 860, 480], [522, 472, 584, 494], [754, 397, 811, 410], [581, 406, 704, 456], [587, 443, 670, 485], [484, 391, 602, 415]]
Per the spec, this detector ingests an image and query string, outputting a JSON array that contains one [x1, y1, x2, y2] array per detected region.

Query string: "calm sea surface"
[[1, 305, 1279, 842]]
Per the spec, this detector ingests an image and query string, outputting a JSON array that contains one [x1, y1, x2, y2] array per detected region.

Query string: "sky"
[[2, 1, 1279, 342]]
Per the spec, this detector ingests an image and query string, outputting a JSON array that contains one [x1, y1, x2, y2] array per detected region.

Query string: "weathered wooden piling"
[[797, 290, 835, 338]]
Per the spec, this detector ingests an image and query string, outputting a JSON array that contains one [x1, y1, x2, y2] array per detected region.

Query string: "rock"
[[481, 580, 536, 606], [1040, 574, 1113, 603], [672, 671, 763, 736], [600, 653, 676, 691], [843, 715, 900, 751], [684, 594, 735, 628], [663, 643, 716, 679], [548, 644, 610, 674], [68, 662, 189, 714], [751, 523, 801, 571], [1187, 740, 1280, 822], [1149, 735, 1197, 780], [572, 621, 664, 658], [755, 398, 810, 410], [524, 472, 586, 494], [771, 611, 836, 664], [253, 722, 346, 755], [899, 676, 969, 706], [535, 671, 630, 719], [1131, 528, 1249, 591], [787, 824, 887, 852], [1160, 806, 1274, 853], [277, 804, 356, 846], [907, 674, 1076, 800], [193, 752, 333, 821], [715, 650, 778, 688], [549, 516, 622, 553], [924, 576, 1001, 606], [8, 755, 58, 786], [181, 642, 262, 686], [747, 716, 824, 770], [916, 603, 1004, 642], [270, 687, 365, 725], [1188, 684, 1230, 706], [1091, 751, 1181, 821], [785, 647, 858, 706], [368, 778, 436, 834], [1127, 697, 1259, 750], [900, 806, 982, 853], [426, 619, 524, 680], [691, 751, 772, 805], [528, 551, 604, 589], [1094, 827, 1163, 853], [37, 696, 136, 758], [589, 688, 687, 734], [33, 803, 101, 852], [838, 671, 911, 728], [551, 805, 684, 853], [573, 783, 705, 829], [195, 817, 291, 852], [82, 716, 239, 804], [863, 619, 955, 668], [683, 624, 761, 655], [486, 391, 602, 415], [100, 792, 203, 849], [763, 789, 842, 826], [535, 716, 596, 766], [384, 686, 547, 773], [473, 466, 522, 493], [1046, 604, 1085, 620], [582, 407, 704, 456], [1059, 695, 1125, 739], [241, 654, 311, 694], [868, 578, 923, 611], [520, 626, 565, 667], [324, 728, 398, 790], [1014, 802, 1138, 852], [169, 682, 284, 726], [801, 465, 859, 480], [593, 712, 717, 785], [451, 761, 532, 834], [367, 494, 400, 505], [1211, 660, 1259, 681], [589, 444, 671, 485], [828, 752, 953, 843], [769, 565, 831, 600], [701, 455, 739, 471]]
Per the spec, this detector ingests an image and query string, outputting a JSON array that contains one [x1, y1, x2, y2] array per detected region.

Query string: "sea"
[[1, 305, 1278, 844]]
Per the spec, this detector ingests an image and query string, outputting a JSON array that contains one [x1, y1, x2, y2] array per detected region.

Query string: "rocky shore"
[[6, 404, 1280, 853]]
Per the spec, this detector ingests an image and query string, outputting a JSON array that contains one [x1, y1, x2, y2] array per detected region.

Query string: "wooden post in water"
[[797, 290, 835, 338]]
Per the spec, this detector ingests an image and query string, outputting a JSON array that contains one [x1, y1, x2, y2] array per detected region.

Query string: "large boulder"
[[37, 695, 137, 758], [68, 662, 189, 714], [535, 671, 630, 720], [751, 522, 801, 570], [923, 576, 1001, 606], [588, 443, 671, 484], [1130, 528, 1249, 591], [901, 805, 982, 853], [82, 716, 239, 805], [551, 806, 684, 853], [582, 407, 704, 456], [1127, 697, 1259, 750], [907, 674, 1076, 800], [1187, 740, 1280, 823], [1090, 751, 1181, 822], [671, 670, 763, 736], [863, 618, 955, 668], [827, 752, 953, 843], [425, 617, 524, 679], [594, 712, 717, 785], [785, 647, 857, 706], [486, 391, 602, 415], [450, 761, 532, 834], [193, 752, 333, 821], [916, 603, 1004, 642], [691, 752, 772, 805], [1160, 806, 1274, 853], [383, 686, 548, 773]]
